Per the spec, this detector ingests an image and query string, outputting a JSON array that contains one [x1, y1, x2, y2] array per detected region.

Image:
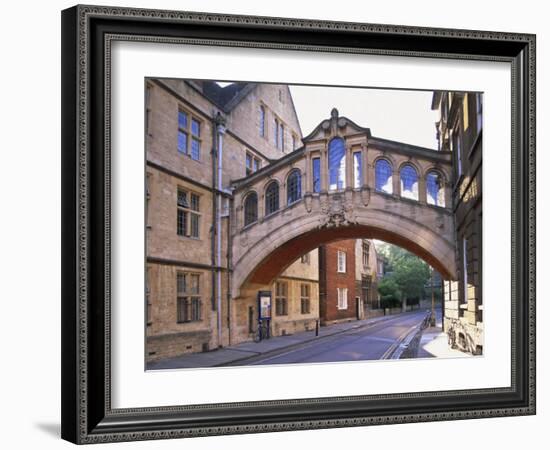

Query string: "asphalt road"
[[233, 309, 429, 366]]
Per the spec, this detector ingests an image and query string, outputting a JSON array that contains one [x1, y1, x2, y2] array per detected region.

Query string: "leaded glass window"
[[400, 164, 419, 200], [244, 192, 258, 226], [177, 109, 201, 161], [426, 170, 445, 207], [259, 105, 265, 137], [375, 159, 393, 194], [177, 272, 202, 322], [312, 157, 321, 193], [287, 170, 302, 205], [265, 182, 279, 216], [328, 138, 346, 190], [353, 152, 362, 188]]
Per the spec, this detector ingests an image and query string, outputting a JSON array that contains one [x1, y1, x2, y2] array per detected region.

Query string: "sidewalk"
[[416, 315, 471, 359], [147, 312, 407, 370]]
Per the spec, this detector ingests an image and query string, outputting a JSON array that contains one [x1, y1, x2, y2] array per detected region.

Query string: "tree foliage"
[[377, 243, 431, 306], [377, 277, 401, 309]]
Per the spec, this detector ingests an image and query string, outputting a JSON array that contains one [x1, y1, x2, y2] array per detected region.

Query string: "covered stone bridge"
[[230, 109, 456, 298]]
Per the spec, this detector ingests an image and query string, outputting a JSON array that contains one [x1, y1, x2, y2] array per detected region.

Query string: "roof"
[[196, 81, 257, 113]]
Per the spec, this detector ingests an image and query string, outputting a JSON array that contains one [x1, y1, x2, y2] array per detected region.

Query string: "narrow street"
[[225, 309, 428, 366]]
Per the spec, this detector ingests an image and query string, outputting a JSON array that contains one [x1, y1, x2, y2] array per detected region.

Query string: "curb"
[[217, 313, 408, 367], [383, 311, 431, 360]]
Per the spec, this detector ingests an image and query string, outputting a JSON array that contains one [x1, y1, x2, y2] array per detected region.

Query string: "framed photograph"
[[61, 4, 536, 444]]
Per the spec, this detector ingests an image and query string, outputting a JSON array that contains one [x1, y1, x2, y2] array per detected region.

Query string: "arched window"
[[287, 170, 302, 205], [426, 170, 445, 207], [265, 181, 279, 215], [244, 192, 258, 226], [328, 138, 346, 190], [375, 159, 393, 194], [400, 164, 419, 200]]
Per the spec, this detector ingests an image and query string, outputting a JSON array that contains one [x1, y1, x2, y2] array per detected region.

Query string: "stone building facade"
[[145, 79, 316, 361], [145, 78, 464, 363], [432, 91, 483, 354]]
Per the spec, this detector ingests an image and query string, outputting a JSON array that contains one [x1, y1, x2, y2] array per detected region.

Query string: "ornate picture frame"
[[61, 5, 536, 444]]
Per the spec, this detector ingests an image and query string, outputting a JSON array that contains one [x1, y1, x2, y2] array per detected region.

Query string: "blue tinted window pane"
[[375, 160, 392, 193], [259, 106, 265, 137], [178, 111, 188, 129], [328, 138, 346, 190], [265, 182, 279, 215], [191, 119, 200, 136], [354, 152, 362, 188], [191, 138, 200, 160], [427, 171, 445, 206], [312, 158, 321, 193], [178, 131, 188, 154], [287, 171, 301, 204], [400, 165, 419, 200]]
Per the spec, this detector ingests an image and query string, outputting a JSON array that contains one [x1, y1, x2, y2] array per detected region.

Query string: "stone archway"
[[233, 197, 456, 298]]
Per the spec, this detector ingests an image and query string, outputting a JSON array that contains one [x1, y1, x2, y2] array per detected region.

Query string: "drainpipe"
[[226, 195, 233, 346], [215, 112, 226, 348]]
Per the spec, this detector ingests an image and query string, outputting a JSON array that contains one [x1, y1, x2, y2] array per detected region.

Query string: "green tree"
[[376, 243, 431, 307], [377, 276, 401, 309]]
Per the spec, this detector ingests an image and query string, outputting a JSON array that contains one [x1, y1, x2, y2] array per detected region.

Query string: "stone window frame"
[[312, 156, 321, 193], [259, 104, 266, 138], [176, 271, 202, 323], [425, 169, 446, 207], [264, 181, 280, 216], [177, 106, 202, 161], [451, 117, 463, 179], [399, 163, 420, 201], [275, 281, 288, 316], [286, 169, 302, 205], [177, 187, 201, 239], [374, 157, 393, 194], [243, 191, 259, 227], [300, 283, 311, 314], [328, 137, 347, 191], [362, 240, 370, 269], [245, 151, 261, 176], [353, 151, 363, 189]]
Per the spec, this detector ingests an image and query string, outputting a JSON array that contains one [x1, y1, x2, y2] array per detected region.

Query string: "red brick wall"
[[319, 240, 358, 324]]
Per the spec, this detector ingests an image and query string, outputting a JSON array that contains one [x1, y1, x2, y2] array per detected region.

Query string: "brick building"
[[432, 91, 483, 354], [319, 240, 358, 324]]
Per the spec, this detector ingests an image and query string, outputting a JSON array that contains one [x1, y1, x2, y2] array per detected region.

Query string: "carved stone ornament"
[[318, 193, 358, 228], [360, 186, 371, 206], [304, 192, 313, 213]]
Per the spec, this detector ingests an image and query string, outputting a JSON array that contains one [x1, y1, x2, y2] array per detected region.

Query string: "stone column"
[[345, 144, 353, 190], [305, 152, 312, 193], [418, 175, 427, 204], [321, 146, 328, 192], [392, 166, 400, 196], [362, 144, 368, 188], [444, 181, 452, 208]]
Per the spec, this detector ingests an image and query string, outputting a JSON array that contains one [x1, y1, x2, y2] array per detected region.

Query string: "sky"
[[217, 81, 439, 150], [289, 84, 439, 150]]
